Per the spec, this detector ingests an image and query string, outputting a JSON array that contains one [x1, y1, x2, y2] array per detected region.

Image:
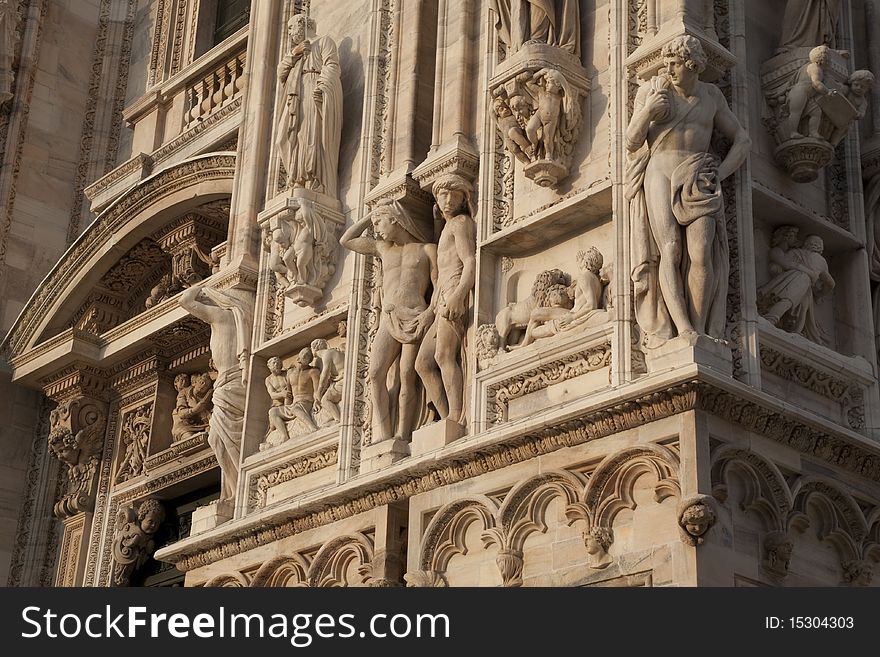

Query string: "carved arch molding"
[[4, 152, 236, 357]]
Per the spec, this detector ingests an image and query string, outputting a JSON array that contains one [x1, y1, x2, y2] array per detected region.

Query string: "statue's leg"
[[416, 323, 448, 418], [685, 215, 716, 335], [436, 318, 464, 423], [368, 324, 400, 442], [645, 170, 695, 336], [397, 343, 421, 441]]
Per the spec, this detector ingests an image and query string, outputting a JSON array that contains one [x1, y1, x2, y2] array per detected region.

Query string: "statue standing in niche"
[[625, 36, 750, 347], [488, 0, 580, 57], [341, 199, 437, 443], [777, 0, 842, 53], [179, 285, 253, 507], [276, 13, 342, 197], [416, 174, 477, 426]]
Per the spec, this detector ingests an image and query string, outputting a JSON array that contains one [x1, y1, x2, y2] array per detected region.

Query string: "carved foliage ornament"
[[48, 398, 106, 518]]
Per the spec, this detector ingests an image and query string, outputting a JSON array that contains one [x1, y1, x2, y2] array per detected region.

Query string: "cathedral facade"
[[2, 0, 880, 587]]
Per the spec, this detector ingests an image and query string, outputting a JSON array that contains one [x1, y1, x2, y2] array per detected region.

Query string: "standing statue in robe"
[[488, 0, 580, 57], [777, 0, 842, 52], [277, 13, 343, 198]]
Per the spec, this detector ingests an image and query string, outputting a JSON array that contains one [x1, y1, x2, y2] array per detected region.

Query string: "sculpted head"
[[297, 347, 313, 367], [433, 173, 476, 221], [539, 68, 565, 94], [288, 13, 316, 44], [493, 97, 512, 118], [477, 324, 501, 355], [809, 45, 830, 65], [803, 235, 824, 253], [771, 225, 799, 248], [369, 198, 431, 244], [267, 356, 284, 374], [583, 526, 613, 555], [191, 373, 212, 395], [137, 499, 164, 534], [848, 70, 875, 97], [311, 338, 328, 353], [173, 373, 190, 391], [576, 247, 604, 274], [661, 35, 707, 82]]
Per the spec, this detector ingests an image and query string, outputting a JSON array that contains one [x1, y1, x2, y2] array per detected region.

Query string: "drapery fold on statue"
[[209, 367, 245, 504], [670, 152, 728, 340]]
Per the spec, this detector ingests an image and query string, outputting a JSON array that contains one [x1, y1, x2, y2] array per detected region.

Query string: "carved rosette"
[[259, 189, 344, 308], [489, 43, 589, 188], [47, 397, 107, 518], [760, 48, 854, 183]]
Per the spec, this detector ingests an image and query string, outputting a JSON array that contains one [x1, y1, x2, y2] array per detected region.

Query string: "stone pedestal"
[[191, 500, 235, 535], [646, 333, 732, 376], [258, 188, 344, 308], [411, 419, 465, 457], [359, 438, 410, 474], [489, 42, 589, 189]]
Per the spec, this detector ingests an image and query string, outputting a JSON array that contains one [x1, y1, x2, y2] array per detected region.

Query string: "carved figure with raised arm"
[[341, 199, 437, 443], [179, 284, 253, 506]]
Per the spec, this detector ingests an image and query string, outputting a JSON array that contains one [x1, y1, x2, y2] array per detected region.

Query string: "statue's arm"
[[340, 216, 379, 256], [713, 86, 751, 182], [625, 83, 653, 152], [179, 286, 227, 325]]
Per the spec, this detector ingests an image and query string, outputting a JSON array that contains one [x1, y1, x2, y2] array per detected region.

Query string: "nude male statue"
[[416, 174, 477, 425], [341, 199, 437, 442], [626, 35, 750, 346]]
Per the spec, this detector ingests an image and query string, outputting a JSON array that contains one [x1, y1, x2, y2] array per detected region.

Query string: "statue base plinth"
[[411, 419, 465, 457], [646, 332, 732, 376], [359, 438, 410, 474], [191, 500, 235, 535], [773, 138, 835, 183], [522, 159, 568, 188], [285, 283, 322, 306]]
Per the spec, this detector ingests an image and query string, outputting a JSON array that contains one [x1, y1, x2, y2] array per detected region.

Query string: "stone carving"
[[47, 398, 106, 518], [276, 13, 342, 197], [777, 0, 842, 53], [115, 402, 152, 484], [762, 530, 794, 578], [496, 268, 569, 351], [262, 195, 339, 306], [582, 526, 613, 569], [493, 249, 611, 352], [841, 559, 874, 586], [762, 42, 874, 182], [678, 496, 717, 546], [341, 198, 436, 443], [263, 349, 320, 450], [111, 499, 164, 586], [416, 174, 477, 426], [144, 274, 172, 309], [475, 324, 502, 371], [170, 372, 213, 442], [491, 59, 587, 188], [626, 35, 750, 346], [488, 0, 580, 56], [179, 284, 253, 507], [310, 338, 345, 425], [757, 228, 834, 344]]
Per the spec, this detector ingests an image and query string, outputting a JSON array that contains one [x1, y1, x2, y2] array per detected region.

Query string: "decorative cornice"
[[247, 446, 339, 511], [156, 375, 880, 572]]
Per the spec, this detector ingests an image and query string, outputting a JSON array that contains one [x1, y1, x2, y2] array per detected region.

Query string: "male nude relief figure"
[[626, 35, 750, 347], [341, 199, 437, 443]]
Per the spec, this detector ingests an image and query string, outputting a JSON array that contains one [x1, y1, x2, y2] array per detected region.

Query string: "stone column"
[[225, 0, 282, 267]]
